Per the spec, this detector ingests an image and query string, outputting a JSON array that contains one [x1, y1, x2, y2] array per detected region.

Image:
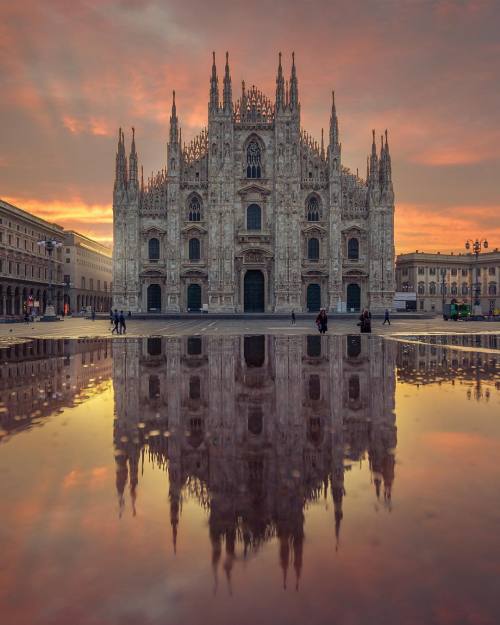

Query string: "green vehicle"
[[443, 301, 471, 321]]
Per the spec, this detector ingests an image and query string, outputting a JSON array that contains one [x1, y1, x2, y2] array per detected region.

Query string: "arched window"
[[308, 237, 319, 260], [148, 238, 160, 260], [246, 140, 262, 178], [247, 204, 261, 230], [188, 196, 202, 221], [306, 196, 320, 221], [429, 282, 436, 295], [189, 238, 200, 261], [348, 238, 359, 260], [418, 282, 425, 295], [462, 283, 468, 295]]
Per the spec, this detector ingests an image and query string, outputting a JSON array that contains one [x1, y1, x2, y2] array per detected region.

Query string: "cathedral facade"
[[112, 53, 395, 313]]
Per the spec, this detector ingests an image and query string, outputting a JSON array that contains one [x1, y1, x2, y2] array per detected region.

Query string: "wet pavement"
[[0, 333, 499, 625]]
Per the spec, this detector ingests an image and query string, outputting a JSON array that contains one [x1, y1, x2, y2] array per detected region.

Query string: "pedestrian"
[[109, 309, 114, 329], [291, 309, 296, 325], [359, 309, 372, 333], [111, 309, 119, 334], [24, 311, 29, 324], [119, 310, 126, 335], [127, 310, 132, 318], [316, 308, 328, 334], [91, 309, 96, 321], [383, 308, 391, 325]]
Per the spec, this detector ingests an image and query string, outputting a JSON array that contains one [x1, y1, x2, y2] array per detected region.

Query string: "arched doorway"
[[187, 284, 202, 311], [147, 284, 162, 312], [244, 270, 265, 312], [346, 283, 361, 311], [307, 283, 321, 311]]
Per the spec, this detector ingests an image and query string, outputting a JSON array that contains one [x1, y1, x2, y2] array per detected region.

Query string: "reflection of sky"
[[0, 336, 499, 625], [1, 1, 500, 251]]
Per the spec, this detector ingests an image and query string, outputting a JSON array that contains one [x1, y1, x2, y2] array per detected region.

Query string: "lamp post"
[[440, 267, 447, 315], [37, 237, 62, 320], [465, 238, 488, 311]]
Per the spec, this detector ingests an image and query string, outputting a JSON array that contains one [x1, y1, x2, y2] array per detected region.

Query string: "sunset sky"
[[1, 0, 499, 253]]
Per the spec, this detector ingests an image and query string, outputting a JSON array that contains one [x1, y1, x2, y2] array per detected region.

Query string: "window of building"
[[476, 267, 481, 276], [451, 268, 457, 276], [189, 376, 201, 400], [451, 282, 458, 295], [189, 238, 200, 261], [347, 238, 359, 260], [306, 196, 320, 221], [308, 374, 321, 400], [307, 335, 321, 357], [64, 275, 70, 285], [147, 338, 162, 356], [488, 283, 497, 295], [89, 279, 93, 290], [402, 268, 408, 276], [187, 337, 202, 355], [489, 267, 496, 275], [188, 196, 202, 221], [148, 238, 160, 260], [418, 267, 424, 275], [462, 283, 468, 295], [97, 280, 100, 291], [308, 237, 319, 260], [418, 282, 425, 295], [246, 140, 261, 178], [104, 281, 107, 291], [81, 277, 86, 289], [429, 282, 436, 295], [246, 204, 262, 230], [65, 258, 70, 263], [429, 267, 436, 275], [462, 268, 468, 276]]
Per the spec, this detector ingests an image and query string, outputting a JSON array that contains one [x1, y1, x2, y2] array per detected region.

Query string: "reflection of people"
[[383, 309, 391, 325], [291, 310, 296, 325], [316, 308, 328, 334], [112, 309, 119, 334]]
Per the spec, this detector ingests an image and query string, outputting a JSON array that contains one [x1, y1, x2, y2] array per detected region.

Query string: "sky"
[[0, 0, 499, 253]]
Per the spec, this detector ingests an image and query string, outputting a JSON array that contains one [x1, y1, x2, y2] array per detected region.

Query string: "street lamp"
[[465, 238, 488, 310], [440, 267, 447, 316], [37, 237, 63, 320]]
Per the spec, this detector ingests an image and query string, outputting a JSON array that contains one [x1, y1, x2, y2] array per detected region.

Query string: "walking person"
[[109, 309, 114, 329], [316, 308, 328, 334], [91, 309, 96, 321], [383, 308, 391, 325], [291, 309, 296, 325], [119, 310, 126, 335], [111, 309, 120, 334]]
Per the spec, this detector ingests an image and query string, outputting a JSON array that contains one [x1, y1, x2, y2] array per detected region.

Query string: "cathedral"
[[112, 53, 395, 313]]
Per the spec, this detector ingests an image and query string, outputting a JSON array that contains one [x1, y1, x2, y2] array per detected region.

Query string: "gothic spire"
[[114, 127, 127, 191], [329, 90, 339, 147], [169, 90, 179, 144], [223, 51, 232, 113], [209, 51, 219, 113], [369, 128, 379, 186], [289, 51, 299, 110], [276, 51, 285, 111], [128, 126, 138, 188]]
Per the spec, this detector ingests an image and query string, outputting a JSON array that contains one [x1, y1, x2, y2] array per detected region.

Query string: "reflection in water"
[[112, 334, 397, 586], [0, 339, 112, 441]]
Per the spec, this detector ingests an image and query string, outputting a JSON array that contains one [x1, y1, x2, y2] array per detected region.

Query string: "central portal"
[[244, 270, 265, 312]]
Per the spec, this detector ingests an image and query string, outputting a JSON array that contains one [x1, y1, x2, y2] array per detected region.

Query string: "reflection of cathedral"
[[0, 339, 112, 440], [112, 334, 397, 586]]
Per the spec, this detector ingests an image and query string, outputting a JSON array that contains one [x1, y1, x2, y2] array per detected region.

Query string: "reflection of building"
[[395, 334, 500, 401], [0, 199, 64, 318], [0, 339, 112, 440], [112, 334, 397, 586], [63, 231, 113, 314], [113, 54, 395, 314], [396, 250, 500, 314]]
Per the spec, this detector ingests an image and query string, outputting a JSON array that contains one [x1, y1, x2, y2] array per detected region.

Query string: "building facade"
[[63, 231, 113, 313], [0, 199, 64, 317], [113, 53, 395, 313], [396, 249, 500, 314]]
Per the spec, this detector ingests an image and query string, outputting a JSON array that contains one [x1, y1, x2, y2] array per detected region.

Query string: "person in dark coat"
[[111, 309, 120, 334], [316, 309, 328, 334], [119, 310, 126, 335], [383, 308, 391, 325], [359, 309, 372, 333], [291, 310, 296, 325]]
